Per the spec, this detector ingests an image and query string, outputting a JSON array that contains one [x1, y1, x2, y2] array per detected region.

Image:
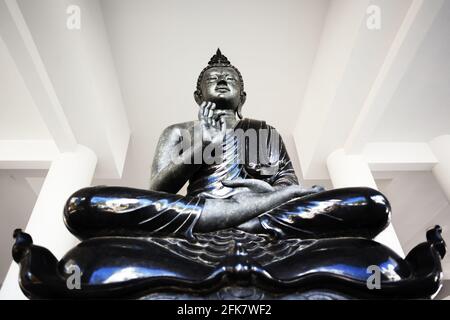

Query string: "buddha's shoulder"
[[160, 121, 198, 134], [240, 118, 277, 130], [161, 118, 279, 132]]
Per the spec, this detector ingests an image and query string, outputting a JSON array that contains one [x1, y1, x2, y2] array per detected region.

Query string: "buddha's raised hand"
[[198, 101, 228, 147]]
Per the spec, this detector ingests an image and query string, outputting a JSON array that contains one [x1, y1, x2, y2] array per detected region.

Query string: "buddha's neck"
[[214, 109, 238, 129]]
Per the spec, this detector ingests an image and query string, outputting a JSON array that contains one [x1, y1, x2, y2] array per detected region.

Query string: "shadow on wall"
[[435, 280, 450, 300]]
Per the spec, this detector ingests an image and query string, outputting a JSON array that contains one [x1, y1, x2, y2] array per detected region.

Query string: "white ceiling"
[[370, 0, 450, 143], [0, 37, 51, 140], [96, 0, 330, 188]]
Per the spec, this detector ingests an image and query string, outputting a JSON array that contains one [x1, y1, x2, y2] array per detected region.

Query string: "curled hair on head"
[[195, 49, 245, 119]]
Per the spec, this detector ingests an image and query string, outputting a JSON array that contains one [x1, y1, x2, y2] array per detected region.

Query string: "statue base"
[[11, 227, 446, 299], [141, 286, 351, 300]]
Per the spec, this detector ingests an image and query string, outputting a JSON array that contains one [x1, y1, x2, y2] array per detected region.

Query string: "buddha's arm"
[[270, 127, 299, 189], [270, 129, 300, 188], [149, 125, 201, 193], [270, 133, 325, 194]]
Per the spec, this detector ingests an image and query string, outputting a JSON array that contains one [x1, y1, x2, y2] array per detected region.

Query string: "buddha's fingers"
[[222, 178, 274, 193], [207, 103, 215, 119], [198, 185, 304, 232], [198, 101, 207, 121]]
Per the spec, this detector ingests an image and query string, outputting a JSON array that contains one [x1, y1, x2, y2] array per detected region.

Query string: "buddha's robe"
[[64, 119, 389, 240]]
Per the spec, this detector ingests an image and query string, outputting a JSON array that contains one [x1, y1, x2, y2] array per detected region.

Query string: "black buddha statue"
[[12, 49, 446, 300]]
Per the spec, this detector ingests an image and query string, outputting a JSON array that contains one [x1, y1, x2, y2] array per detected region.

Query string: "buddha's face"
[[196, 66, 245, 111]]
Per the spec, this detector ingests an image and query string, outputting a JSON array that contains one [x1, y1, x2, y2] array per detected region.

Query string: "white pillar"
[[327, 149, 377, 189], [0, 145, 97, 300], [327, 149, 405, 257], [430, 135, 450, 202]]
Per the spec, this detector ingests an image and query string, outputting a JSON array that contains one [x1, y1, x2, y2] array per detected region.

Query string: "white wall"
[[0, 173, 40, 285]]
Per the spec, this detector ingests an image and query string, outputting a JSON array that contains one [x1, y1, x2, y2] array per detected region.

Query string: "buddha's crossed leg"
[[257, 187, 390, 239], [64, 186, 389, 240]]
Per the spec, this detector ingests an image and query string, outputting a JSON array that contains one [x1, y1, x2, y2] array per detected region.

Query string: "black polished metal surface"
[[63, 186, 389, 241], [12, 49, 447, 299], [12, 226, 445, 299]]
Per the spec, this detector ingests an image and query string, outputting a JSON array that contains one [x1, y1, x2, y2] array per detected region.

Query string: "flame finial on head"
[[208, 48, 231, 66]]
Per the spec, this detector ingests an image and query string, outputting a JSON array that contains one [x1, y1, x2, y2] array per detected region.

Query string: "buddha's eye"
[[227, 77, 235, 81]]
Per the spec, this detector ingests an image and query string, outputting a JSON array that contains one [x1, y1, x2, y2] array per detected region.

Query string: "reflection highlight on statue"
[[12, 49, 446, 299]]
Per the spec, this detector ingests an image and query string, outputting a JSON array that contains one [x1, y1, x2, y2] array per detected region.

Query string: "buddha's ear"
[[240, 91, 247, 105], [237, 92, 246, 119], [194, 90, 202, 105]]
